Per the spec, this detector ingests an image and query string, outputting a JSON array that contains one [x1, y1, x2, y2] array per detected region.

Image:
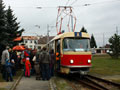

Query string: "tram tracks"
[[59, 74, 120, 90], [72, 75, 120, 90], [86, 75, 120, 90]]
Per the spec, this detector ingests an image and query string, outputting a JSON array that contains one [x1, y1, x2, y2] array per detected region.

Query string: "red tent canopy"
[[13, 45, 25, 51]]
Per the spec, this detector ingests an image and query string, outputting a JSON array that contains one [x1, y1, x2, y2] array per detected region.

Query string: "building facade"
[[37, 36, 54, 49], [20, 36, 38, 50], [19, 36, 54, 50]]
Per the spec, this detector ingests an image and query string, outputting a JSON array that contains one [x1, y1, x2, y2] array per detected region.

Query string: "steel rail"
[[83, 77, 109, 90], [59, 74, 109, 90], [73, 77, 108, 90], [87, 75, 120, 87]]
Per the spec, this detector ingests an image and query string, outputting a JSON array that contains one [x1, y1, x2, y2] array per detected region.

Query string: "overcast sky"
[[3, 0, 120, 47]]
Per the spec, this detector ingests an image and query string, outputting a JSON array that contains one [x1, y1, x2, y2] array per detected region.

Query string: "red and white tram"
[[47, 32, 92, 75]]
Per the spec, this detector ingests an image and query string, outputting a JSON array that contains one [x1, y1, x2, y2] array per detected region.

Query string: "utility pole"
[[47, 24, 49, 44], [35, 25, 40, 37], [103, 33, 106, 53], [103, 33, 105, 47], [116, 26, 118, 35], [35, 25, 41, 39], [46, 25, 56, 43]]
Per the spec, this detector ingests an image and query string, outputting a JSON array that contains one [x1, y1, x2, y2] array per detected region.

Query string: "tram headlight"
[[70, 59, 74, 64], [88, 59, 91, 63]]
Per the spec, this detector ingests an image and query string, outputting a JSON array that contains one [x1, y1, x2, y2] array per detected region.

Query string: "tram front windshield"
[[63, 38, 90, 52]]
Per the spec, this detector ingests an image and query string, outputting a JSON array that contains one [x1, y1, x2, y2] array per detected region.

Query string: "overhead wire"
[[8, 0, 120, 9], [90, 0, 120, 5], [12, 0, 120, 35], [70, 0, 78, 6], [10, 6, 57, 9], [73, 0, 120, 34], [74, 0, 120, 7], [65, 0, 70, 6]]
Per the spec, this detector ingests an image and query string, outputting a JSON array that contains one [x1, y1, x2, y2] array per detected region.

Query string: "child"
[[25, 57, 31, 77], [5, 59, 13, 82], [11, 59, 16, 76]]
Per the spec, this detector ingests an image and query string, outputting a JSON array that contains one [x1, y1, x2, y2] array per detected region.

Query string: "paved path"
[[15, 76, 50, 90]]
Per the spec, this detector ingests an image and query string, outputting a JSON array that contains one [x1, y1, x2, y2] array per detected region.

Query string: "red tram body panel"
[[61, 54, 91, 66], [60, 52, 92, 74]]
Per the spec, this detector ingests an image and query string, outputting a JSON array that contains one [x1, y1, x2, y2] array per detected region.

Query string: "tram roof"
[[50, 32, 90, 42]]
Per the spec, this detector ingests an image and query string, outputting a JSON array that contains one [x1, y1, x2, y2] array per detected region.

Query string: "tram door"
[[55, 39, 61, 71]]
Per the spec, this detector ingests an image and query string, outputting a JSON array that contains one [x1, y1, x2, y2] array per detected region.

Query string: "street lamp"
[[36, 7, 42, 9], [35, 25, 40, 29], [35, 25, 41, 38], [47, 24, 56, 43]]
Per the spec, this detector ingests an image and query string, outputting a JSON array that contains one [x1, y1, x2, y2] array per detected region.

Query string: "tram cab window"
[[63, 38, 90, 52]]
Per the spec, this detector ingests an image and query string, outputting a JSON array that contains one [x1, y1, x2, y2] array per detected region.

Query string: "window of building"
[[38, 46, 41, 49], [25, 40, 27, 43], [30, 40, 33, 43], [34, 40, 37, 44], [30, 45, 33, 48]]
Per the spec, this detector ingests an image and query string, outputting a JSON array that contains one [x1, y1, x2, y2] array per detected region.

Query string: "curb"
[[49, 79, 57, 90], [10, 73, 23, 90]]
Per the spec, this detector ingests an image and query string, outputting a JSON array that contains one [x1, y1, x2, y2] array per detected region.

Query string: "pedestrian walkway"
[[15, 76, 50, 90], [0, 81, 14, 90]]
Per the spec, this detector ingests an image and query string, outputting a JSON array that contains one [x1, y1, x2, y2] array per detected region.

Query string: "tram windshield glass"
[[63, 38, 90, 52]]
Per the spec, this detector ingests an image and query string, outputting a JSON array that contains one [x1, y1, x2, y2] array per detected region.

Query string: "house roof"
[[13, 37, 22, 41], [38, 36, 54, 44], [22, 36, 38, 40]]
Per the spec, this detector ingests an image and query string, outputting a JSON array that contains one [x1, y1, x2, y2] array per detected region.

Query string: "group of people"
[[0, 45, 56, 82], [22, 47, 55, 81], [1, 46, 15, 82]]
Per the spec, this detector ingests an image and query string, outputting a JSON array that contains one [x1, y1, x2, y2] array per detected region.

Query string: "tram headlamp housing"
[[70, 59, 74, 64], [88, 59, 91, 63]]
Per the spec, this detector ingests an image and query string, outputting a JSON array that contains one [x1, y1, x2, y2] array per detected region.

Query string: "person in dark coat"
[[30, 50, 35, 75], [50, 49, 55, 77], [10, 50, 17, 75], [40, 47, 50, 80]]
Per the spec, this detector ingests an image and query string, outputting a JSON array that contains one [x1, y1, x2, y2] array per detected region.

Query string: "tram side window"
[[49, 42, 54, 52], [56, 40, 60, 53], [63, 39, 67, 49]]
